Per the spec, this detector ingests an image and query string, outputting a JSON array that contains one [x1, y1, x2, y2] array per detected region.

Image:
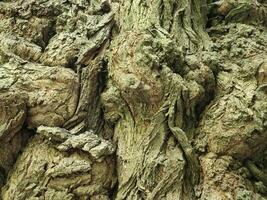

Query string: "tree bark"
[[0, 0, 266, 199]]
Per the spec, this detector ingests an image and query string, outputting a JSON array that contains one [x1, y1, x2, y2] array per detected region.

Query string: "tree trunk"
[[0, 0, 266, 199]]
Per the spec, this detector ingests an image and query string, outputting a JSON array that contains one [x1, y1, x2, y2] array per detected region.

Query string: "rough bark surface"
[[0, 0, 266, 200]]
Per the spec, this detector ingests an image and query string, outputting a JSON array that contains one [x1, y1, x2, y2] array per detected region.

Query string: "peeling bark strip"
[[0, 0, 267, 200]]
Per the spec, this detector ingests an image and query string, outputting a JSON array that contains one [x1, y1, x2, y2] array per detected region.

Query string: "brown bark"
[[0, 0, 266, 199]]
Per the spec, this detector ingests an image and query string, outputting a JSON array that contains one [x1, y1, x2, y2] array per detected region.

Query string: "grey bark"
[[0, 0, 266, 199]]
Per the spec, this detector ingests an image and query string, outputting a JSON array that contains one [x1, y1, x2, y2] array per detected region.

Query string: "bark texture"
[[0, 0, 266, 199]]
